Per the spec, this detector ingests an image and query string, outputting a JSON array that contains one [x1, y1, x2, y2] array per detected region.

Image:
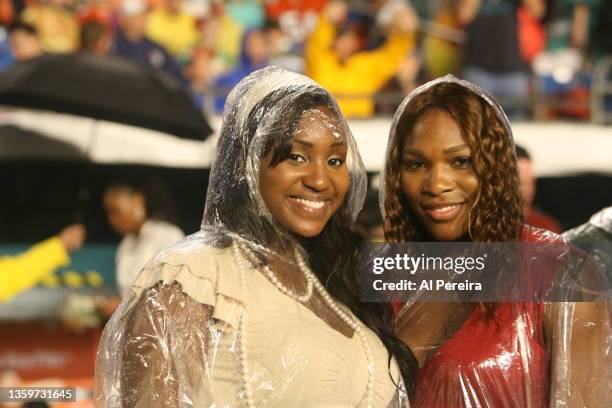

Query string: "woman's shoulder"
[[143, 233, 231, 270], [132, 233, 243, 308]]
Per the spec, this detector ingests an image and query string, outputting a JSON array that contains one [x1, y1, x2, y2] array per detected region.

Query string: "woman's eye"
[[452, 156, 472, 169], [328, 157, 345, 167], [403, 159, 426, 170], [287, 153, 306, 163]]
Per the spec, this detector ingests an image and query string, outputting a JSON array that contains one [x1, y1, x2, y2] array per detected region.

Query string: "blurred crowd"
[[0, 0, 610, 118]]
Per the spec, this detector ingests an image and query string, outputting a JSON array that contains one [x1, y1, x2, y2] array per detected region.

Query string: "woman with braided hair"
[[381, 75, 610, 407]]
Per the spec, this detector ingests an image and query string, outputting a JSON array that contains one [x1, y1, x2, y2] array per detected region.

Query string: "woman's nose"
[[423, 164, 453, 196], [302, 162, 331, 192]]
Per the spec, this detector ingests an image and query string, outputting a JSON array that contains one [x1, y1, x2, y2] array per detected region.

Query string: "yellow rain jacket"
[[306, 17, 414, 118], [0, 237, 69, 302]]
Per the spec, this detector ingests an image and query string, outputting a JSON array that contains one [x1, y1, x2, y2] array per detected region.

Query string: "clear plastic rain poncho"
[[564, 206, 612, 286], [94, 66, 409, 407], [379, 75, 611, 407]]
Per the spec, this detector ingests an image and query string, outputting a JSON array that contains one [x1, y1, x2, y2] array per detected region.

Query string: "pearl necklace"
[[236, 241, 314, 303], [232, 241, 375, 408]]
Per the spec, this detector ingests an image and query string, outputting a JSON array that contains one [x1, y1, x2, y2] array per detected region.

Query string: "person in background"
[[306, 0, 417, 117], [262, 19, 303, 73], [516, 144, 562, 232], [7, 20, 43, 61], [0, 223, 85, 302], [420, 1, 463, 78], [459, 0, 545, 118], [199, 0, 243, 70], [20, 0, 79, 53], [213, 27, 270, 112], [102, 180, 184, 298], [79, 20, 112, 55], [545, 0, 600, 52], [112, 0, 189, 87], [145, 0, 199, 62], [264, 0, 326, 49], [375, 52, 422, 114], [536, 0, 601, 119], [185, 46, 216, 94]]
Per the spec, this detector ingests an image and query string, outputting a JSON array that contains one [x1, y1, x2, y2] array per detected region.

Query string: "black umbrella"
[[0, 53, 213, 140], [0, 124, 84, 161]]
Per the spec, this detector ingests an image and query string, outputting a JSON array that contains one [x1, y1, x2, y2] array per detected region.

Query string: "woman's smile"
[[259, 106, 350, 238], [287, 196, 330, 215], [420, 202, 466, 222], [400, 109, 479, 241]]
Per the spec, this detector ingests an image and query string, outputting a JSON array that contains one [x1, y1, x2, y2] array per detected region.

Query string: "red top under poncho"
[[406, 227, 566, 408]]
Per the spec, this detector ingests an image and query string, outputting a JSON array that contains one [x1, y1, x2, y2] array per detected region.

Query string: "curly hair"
[[383, 82, 524, 244]]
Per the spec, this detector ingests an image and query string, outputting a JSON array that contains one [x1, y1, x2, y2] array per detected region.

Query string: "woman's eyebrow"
[[402, 147, 424, 156], [293, 140, 346, 148], [294, 140, 313, 148], [443, 144, 470, 154]]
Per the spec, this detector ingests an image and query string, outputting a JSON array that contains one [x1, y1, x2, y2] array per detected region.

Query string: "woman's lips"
[[288, 196, 329, 217], [422, 203, 464, 222]]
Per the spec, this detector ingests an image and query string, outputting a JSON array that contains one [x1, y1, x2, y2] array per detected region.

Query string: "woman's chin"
[[428, 228, 469, 242], [289, 227, 325, 240]]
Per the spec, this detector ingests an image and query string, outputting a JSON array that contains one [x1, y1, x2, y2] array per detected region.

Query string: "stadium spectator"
[[535, 0, 602, 119], [77, 0, 114, 25], [545, 0, 600, 52], [94, 179, 185, 318], [306, 0, 417, 117], [7, 20, 43, 61], [375, 52, 422, 114], [420, 1, 463, 78], [263, 19, 303, 72], [185, 46, 216, 92], [213, 27, 270, 112], [102, 180, 184, 298], [21, 0, 79, 53], [265, 0, 327, 45], [80, 20, 112, 55], [516, 144, 563, 233], [0, 224, 85, 303], [459, 0, 545, 118], [199, 0, 243, 71], [112, 0, 189, 87], [0, 0, 19, 25], [145, 0, 199, 61]]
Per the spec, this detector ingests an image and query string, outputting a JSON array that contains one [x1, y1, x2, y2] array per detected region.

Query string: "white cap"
[[120, 0, 147, 16]]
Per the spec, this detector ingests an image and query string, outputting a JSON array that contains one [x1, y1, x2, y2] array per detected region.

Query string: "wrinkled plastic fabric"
[[94, 66, 408, 407], [381, 76, 611, 408], [564, 206, 612, 286]]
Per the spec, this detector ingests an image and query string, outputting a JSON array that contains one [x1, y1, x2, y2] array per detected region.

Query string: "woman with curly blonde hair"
[[381, 75, 610, 407]]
